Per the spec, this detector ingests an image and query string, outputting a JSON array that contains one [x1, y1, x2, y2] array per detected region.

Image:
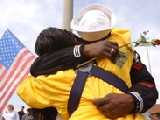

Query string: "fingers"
[[83, 40, 119, 60], [93, 97, 112, 113], [103, 41, 119, 62], [104, 41, 119, 52], [108, 42, 119, 54], [93, 99, 113, 119], [98, 106, 113, 119], [97, 104, 110, 112], [93, 97, 109, 106], [101, 110, 113, 119], [93, 98, 106, 106], [109, 41, 119, 47], [96, 104, 115, 119], [93, 93, 133, 119]]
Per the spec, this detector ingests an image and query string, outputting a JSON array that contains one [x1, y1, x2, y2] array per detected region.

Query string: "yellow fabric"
[[17, 28, 145, 120]]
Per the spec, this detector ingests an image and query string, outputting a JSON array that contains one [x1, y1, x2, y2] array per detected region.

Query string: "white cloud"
[[0, 0, 63, 53], [135, 46, 160, 103]]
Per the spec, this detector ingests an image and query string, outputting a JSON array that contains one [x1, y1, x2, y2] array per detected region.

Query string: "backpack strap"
[[67, 71, 89, 115], [91, 66, 128, 92], [67, 64, 128, 115]]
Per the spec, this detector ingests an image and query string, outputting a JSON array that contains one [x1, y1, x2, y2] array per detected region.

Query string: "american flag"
[[0, 29, 35, 112]]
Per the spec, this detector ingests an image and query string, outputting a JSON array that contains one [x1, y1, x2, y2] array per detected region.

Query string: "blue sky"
[[0, 0, 160, 112]]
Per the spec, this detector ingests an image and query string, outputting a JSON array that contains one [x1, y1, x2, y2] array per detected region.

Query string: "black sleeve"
[[128, 63, 159, 112], [30, 46, 90, 77]]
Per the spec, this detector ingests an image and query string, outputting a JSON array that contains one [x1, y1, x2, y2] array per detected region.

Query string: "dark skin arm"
[[93, 93, 133, 119], [30, 40, 119, 76], [83, 40, 119, 60], [93, 63, 158, 119]]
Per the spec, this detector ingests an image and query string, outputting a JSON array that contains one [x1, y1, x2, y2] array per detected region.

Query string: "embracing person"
[[17, 4, 158, 120]]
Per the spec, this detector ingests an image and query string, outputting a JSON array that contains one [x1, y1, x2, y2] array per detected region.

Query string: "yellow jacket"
[[17, 28, 145, 120]]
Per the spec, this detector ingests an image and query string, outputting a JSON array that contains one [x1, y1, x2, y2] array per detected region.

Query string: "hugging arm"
[[92, 63, 158, 119], [128, 62, 158, 113], [93, 52, 158, 119], [31, 40, 118, 77], [30, 45, 90, 77]]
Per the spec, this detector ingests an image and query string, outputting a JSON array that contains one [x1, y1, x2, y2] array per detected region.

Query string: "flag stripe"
[[0, 64, 2, 69], [0, 57, 35, 108], [0, 48, 29, 89], [0, 65, 7, 81], [0, 48, 27, 87], [0, 60, 33, 111], [0, 55, 34, 100], [0, 51, 34, 96], [0, 29, 35, 112]]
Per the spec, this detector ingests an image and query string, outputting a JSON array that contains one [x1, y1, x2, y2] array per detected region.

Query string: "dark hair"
[[35, 27, 83, 56], [27, 108, 32, 113], [157, 113, 160, 118], [7, 104, 14, 110], [21, 106, 25, 109], [155, 113, 160, 118], [31, 107, 57, 120]]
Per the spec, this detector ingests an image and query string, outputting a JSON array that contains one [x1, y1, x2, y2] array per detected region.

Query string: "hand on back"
[[83, 40, 119, 62]]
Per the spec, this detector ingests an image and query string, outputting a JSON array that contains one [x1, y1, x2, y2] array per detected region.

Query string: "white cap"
[[71, 4, 116, 41]]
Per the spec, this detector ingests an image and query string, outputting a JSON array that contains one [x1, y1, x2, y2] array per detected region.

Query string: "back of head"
[[35, 27, 82, 56], [31, 107, 57, 120], [27, 108, 31, 113], [7, 104, 14, 110], [71, 4, 116, 41]]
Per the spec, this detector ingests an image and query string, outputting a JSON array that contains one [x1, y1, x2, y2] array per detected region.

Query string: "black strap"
[[67, 65, 128, 115], [67, 71, 89, 115], [91, 66, 128, 92]]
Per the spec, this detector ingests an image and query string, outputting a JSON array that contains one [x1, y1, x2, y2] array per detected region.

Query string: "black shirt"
[[18, 111, 25, 120]]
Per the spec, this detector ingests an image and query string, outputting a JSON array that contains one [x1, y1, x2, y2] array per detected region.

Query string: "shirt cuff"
[[128, 92, 144, 113]]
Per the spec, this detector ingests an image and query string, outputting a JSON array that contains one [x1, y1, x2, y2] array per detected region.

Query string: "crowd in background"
[[0, 104, 33, 120]]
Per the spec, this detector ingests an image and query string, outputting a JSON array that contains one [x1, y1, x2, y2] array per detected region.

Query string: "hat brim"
[[71, 4, 116, 41], [78, 29, 111, 41], [71, 4, 116, 31]]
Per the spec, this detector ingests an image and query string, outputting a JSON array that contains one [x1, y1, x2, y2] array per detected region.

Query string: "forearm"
[[128, 63, 158, 113], [30, 45, 90, 77], [30, 40, 119, 77]]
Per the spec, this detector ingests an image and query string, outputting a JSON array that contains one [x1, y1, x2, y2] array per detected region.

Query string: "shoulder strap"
[[91, 66, 128, 92], [67, 65, 128, 115], [67, 71, 89, 115]]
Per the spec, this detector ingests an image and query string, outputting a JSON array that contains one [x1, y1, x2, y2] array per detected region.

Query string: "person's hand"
[[83, 40, 119, 62], [93, 93, 134, 119]]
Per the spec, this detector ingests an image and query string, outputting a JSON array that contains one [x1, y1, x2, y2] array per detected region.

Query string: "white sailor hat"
[[71, 4, 116, 41]]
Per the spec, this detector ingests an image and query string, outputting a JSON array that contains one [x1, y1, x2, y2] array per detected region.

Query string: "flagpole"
[[62, 0, 73, 31], [146, 47, 152, 74]]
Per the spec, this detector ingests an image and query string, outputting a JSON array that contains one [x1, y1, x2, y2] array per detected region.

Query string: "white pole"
[[62, 0, 73, 31], [146, 47, 152, 74]]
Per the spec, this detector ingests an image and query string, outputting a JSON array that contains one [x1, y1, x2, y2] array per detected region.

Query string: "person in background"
[[18, 106, 25, 120], [21, 108, 33, 120], [150, 113, 160, 120], [16, 3, 157, 120], [31, 107, 58, 120], [2, 104, 20, 120], [0, 112, 3, 120]]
